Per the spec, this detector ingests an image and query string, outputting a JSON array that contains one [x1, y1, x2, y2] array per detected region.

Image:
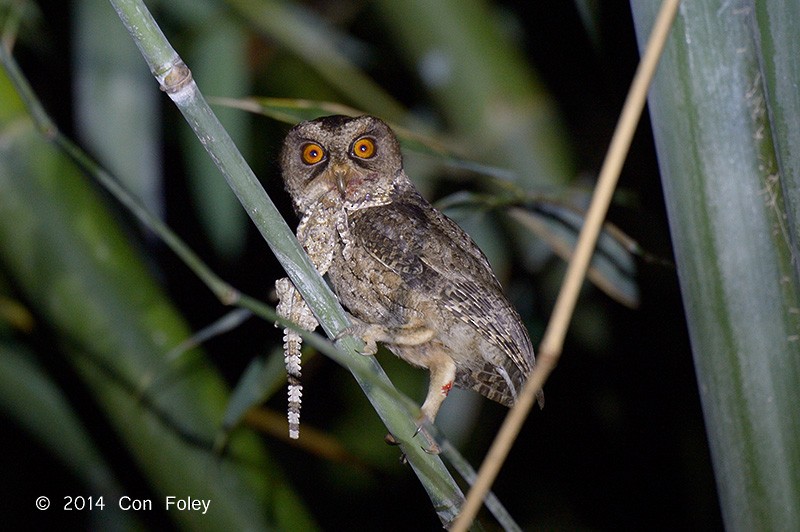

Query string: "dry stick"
[[450, 1, 682, 529]]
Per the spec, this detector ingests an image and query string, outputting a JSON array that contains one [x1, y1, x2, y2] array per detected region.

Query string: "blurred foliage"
[[0, 0, 725, 529]]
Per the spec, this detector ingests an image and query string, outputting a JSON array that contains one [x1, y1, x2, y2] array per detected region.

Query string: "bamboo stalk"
[[107, 0, 467, 525]]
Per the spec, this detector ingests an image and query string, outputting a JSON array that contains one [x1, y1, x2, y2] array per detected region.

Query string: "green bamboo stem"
[[108, 0, 466, 525], [630, 3, 800, 529]]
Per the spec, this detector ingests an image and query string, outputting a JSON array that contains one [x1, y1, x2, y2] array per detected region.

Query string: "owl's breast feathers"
[[342, 186, 535, 406]]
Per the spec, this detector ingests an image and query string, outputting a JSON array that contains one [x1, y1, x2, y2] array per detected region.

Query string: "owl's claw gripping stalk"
[[385, 426, 440, 462], [413, 421, 441, 455]]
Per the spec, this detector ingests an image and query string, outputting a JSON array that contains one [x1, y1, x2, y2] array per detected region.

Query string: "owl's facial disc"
[[282, 116, 399, 212]]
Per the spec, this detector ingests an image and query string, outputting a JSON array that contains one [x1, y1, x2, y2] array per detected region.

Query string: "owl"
[[275, 115, 542, 442]]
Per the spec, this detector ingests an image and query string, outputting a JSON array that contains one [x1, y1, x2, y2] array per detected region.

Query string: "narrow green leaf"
[[73, 0, 163, 217], [508, 206, 639, 308], [182, 15, 249, 257], [220, 347, 288, 433], [225, 0, 408, 121]]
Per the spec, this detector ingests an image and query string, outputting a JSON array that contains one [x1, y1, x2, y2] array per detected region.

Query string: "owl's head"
[[279, 115, 403, 214]]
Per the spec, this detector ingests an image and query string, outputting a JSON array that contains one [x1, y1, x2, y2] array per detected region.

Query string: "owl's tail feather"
[[283, 328, 303, 439]]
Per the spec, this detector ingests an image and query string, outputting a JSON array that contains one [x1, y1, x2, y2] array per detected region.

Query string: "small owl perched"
[[275, 115, 542, 441]]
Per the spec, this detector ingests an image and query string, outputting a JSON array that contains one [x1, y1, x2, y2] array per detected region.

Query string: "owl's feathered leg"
[[275, 277, 320, 439], [402, 353, 456, 455], [355, 322, 457, 425], [419, 352, 457, 424], [346, 319, 457, 426], [341, 318, 451, 454]]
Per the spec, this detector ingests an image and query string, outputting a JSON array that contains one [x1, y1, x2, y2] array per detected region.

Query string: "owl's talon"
[[413, 428, 441, 454], [334, 322, 379, 356], [385, 431, 437, 459], [421, 443, 441, 455], [411, 420, 440, 454], [385, 433, 411, 464], [359, 338, 378, 356]]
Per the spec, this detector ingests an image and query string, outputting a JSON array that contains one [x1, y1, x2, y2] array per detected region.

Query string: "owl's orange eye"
[[352, 137, 376, 159], [301, 143, 325, 165]]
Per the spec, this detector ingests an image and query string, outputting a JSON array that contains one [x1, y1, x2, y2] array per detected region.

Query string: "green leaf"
[[631, 3, 800, 529], [73, 0, 163, 217], [508, 206, 639, 308], [225, 0, 408, 121], [220, 346, 290, 433], [182, 15, 250, 257]]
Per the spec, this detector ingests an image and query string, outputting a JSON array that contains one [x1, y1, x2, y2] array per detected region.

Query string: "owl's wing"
[[348, 189, 534, 406]]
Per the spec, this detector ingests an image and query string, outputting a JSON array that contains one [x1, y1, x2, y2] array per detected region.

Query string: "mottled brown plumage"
[[275, 115, 541, 441]]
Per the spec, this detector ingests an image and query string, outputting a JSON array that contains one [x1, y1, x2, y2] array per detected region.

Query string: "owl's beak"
[[331, 164, 349, 196]]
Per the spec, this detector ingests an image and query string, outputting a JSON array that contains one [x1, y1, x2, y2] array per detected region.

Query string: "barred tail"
[[283, 327, 303, 439]]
